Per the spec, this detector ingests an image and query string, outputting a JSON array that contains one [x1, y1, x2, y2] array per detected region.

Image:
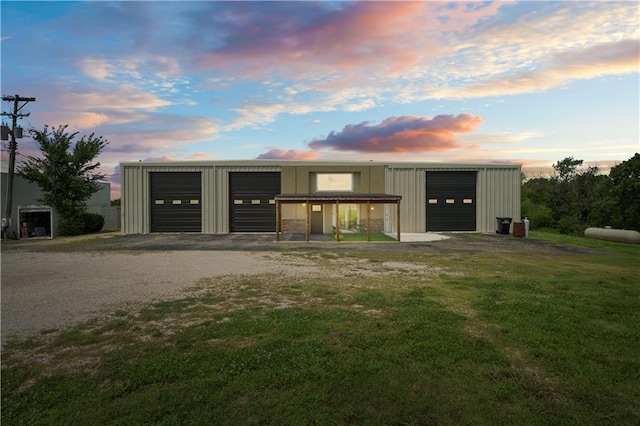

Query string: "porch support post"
[[396, 200, 401, 242], [276, 200, 281, 242], [366, 201, 371, 242], [335, 200, 340, 242], [305, 201, 311, 242]]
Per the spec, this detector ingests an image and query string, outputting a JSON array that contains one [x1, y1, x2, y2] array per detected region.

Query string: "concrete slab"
[[385, 232, 450, 242]]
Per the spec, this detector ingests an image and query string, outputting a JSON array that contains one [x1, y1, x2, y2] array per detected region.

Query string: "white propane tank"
[[524, 217, 530, 238], [584, 227, 640, 244]]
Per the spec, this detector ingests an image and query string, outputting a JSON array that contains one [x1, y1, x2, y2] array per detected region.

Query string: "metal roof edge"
[[118, 159, 522, 169]]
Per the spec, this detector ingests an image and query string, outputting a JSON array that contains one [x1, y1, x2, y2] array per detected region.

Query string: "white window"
[[317, 173, 353, 192]]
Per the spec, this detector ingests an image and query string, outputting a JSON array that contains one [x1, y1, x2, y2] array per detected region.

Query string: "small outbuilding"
[[1, 171, 115, 238]]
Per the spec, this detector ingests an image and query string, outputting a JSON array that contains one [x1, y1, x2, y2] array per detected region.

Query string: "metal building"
[[120, 160, 521, 235]]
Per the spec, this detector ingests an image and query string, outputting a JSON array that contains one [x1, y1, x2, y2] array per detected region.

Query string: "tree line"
[[522, 154, 640, 235]]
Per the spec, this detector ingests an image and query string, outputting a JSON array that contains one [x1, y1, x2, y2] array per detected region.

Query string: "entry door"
[[426, 171, 476, 231], [310, 204, 323, 234]]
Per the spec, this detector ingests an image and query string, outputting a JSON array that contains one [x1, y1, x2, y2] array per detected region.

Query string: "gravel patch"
[[0, 251, 317, 343], [1, 232, 600, 344]]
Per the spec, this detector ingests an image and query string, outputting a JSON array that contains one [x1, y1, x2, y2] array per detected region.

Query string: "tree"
[[17, 125, 108, 235], [609, 153, 640, 230], [552, 157, 583, 181], [522, 157, 616, 235]]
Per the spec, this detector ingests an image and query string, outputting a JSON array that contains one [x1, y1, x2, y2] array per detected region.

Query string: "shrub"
[[58, 217, 85, 236], [522, 201, 554, 230], [81, 212, 105, 234]]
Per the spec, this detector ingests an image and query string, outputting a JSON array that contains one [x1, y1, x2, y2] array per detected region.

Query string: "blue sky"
[[1, 1, 638, 198]]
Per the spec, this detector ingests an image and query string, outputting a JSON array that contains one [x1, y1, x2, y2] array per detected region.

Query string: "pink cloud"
[[188, 152, 219, 160], [256, 149, 318, 160], [308, 114, 483, 153], [194, 2, 442, 78], [38, 112, 109, 130]]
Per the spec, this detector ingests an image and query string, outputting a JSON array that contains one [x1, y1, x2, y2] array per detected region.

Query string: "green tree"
[[552, 157, 583, 181], [522, 177, 556, 229], [609, 153, 640, 230], [17, 125, 108, 235], [523, 157, 617, 235]]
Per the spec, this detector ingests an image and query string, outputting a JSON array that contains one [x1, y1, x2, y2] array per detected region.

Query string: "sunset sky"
[[1, 1, 638, 199]]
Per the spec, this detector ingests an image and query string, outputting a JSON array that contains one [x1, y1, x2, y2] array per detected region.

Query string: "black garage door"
[[229, 172, 281, 232], [426, 171, 476, 231], [150, 172, 202, 232]]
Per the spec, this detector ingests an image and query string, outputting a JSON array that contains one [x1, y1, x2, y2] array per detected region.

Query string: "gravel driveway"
[[1, 232, 593, 344], [1, 249, 321, 344]]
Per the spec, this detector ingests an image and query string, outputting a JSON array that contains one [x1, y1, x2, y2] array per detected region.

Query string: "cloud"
[[79, 58, 113, 81], [256, 149, 318, 160], [102, 114, 218, 153], [141, 155, 178, 162], [188, 152, 219, 160], [308, 114, 483, 153], [38, 112, 109, 130], [435, 39, 640, 99], [63, 84, 172, 112], [193, 2, 436, 78]]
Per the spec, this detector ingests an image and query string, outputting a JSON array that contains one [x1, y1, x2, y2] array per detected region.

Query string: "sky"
[[1, 0, 639, 200]]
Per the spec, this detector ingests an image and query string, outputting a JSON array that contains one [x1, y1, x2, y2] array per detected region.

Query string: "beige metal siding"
[[384, 168, 425, 233], [385, 165, 521, 233], [122, 164, 280, 234], [477, 167, 521, 233], [213, 166, 280, 233], [121, 161, 519, 235], [121, 164, 147, 234]]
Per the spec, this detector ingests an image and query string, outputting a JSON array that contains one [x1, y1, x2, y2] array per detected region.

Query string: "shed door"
[[426, 171, 476, 231], [150, 172, 202, 232], [229, 172, 280, 232]]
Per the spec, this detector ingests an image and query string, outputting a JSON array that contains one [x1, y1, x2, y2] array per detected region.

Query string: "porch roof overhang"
[[274, 193, 402, 203], [274, 193, 402, 243]]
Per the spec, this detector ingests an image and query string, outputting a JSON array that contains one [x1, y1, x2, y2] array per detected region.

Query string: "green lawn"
[[2, 232, 639, 424]]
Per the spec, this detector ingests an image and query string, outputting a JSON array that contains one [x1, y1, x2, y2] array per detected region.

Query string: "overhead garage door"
[[229, 172, 281, 232], [426, 171, 476, 231], [150, 172, 202, 232]]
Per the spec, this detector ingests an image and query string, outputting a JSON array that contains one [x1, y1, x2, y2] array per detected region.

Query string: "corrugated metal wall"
[[476, 167, 522, 233], [212, 166, 281, 233], [385, 165, 521, 233], [122, 161, 519, 235], [121, 163, 280, 234], [384, 168, 426, 233]]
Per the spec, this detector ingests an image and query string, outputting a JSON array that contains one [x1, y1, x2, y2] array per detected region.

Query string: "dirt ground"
[[1, 232, 595, 344]]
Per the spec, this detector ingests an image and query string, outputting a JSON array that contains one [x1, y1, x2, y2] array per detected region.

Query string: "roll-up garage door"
[[229, 172, 280, 232], [426, 171, 476, 231], [150, 172, 202, 232]]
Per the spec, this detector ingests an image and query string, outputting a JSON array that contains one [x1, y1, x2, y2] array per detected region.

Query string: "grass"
[[2, 232, 639, 424], [332, 231, 397, 242]]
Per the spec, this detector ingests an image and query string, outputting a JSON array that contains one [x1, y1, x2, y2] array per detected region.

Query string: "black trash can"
[[496, 217, 512, 234]]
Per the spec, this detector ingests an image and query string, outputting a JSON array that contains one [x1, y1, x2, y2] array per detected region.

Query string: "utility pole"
[[2, 94, 36, 239]]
